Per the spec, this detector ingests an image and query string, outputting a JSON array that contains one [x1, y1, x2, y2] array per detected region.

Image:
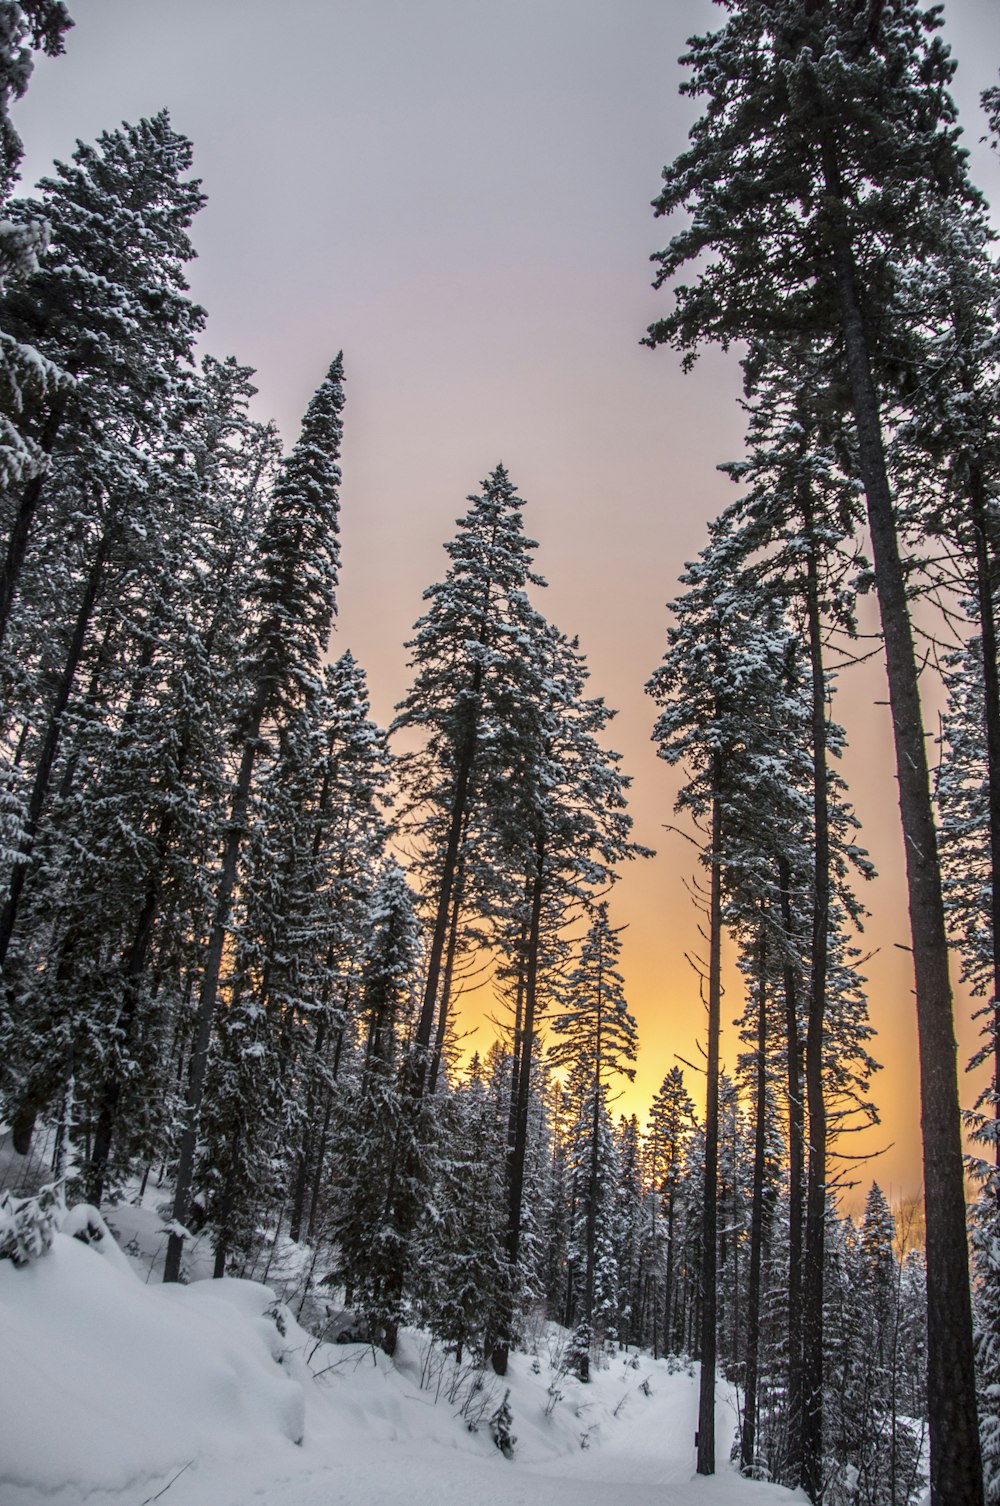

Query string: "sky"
[[13, 0, 1000, 1206]]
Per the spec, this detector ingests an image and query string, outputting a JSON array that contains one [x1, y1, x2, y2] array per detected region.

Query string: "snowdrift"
[[0, 1209, 801, 1506], [1, 1223, 304, 1505]]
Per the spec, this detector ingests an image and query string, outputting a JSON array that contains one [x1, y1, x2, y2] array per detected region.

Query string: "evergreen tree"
[[392, 464, 546, 1094], [548, 903, 638, 1364], [646, 1066, 695, 1356], [164, 355, 343, 1282], [327, 863, 424, 1353], [646, 6, 983, 1495], [412, 1055, 512, 1362], [0, 0, 73, 500]]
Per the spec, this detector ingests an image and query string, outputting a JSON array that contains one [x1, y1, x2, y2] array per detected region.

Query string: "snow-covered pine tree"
[[393, 464, 547, 1096], [327, 863, 423, 1353], [970, 1127, 1000, 1502], [411, 1053, 512, 1363], [548, 903, 638, 1370], [285, 651, 393, 1247], [163, 355, 343, 1283], [645, 1066, 695, 1357], [648, 517, 811, 1474], [646, 7, 982, 1492], [489, 619, 649, 1374], [715, 338, 877, 1491], [886, 207, 1000, 1163], [0, 1, 73, 507], [0, 353, 275, 1199], [612, 1112, 646, 1349], [0, 113, 207, 1002], [825, 1187, 925, 1506]]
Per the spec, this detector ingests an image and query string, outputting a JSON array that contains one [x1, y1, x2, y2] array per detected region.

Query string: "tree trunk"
[[968, 462, 1000, 1159], [411, 669, 481, 1092], [741, 926, 768, 1475], [801, 501, 831, 1504], [697, 782, 722, 1476], [492, 827, 545, 1376], [164, 726, 260, 1283], [0, 521, 112, 970], [822, 144, 983, 1504], [0, 396, 67, 657], [778, 852, 804, 1486], [428, 854, 465, 1092]]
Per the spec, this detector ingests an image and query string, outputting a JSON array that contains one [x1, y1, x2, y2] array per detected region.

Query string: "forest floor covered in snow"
[[1, 1206, 804, 1506]]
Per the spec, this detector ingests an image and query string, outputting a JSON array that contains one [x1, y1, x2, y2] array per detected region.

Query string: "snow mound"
[[0, 1228, 305, 1505], [0, 1212, 800, 1506]]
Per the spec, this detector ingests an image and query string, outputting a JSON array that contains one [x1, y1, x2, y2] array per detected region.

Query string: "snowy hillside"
[[0, 1213, 801, 1506]]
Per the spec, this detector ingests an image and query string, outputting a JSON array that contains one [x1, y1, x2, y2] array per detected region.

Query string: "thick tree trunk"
[[823, 160, 983, 1504], [697, 783, 722, 1477]]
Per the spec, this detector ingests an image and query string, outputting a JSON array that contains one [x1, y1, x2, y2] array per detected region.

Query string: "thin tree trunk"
[[0, 396, 67, 656], [968, 463, 1000, 1160], [801, 502, 830, 1505], [697, 781, 722, 1477], [778, 852, 804, 1486], [664, 1186, 676, 1355], [822, 144, 983, 1504], [289, 1018, 326, 1243], [582, 1072, 601, 1360], [164, 726, 260, 1283], [411, 669, 481, 1090], [741, 925, 768, 1475], [428, 855, 465, 1093], [212, 1125, 241, 1278], [306, 1087, 335, 1242], [492, 827, 545, 1376], [0, 522, 112, 971]]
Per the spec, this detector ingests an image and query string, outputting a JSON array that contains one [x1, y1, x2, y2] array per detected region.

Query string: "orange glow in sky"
[[14, 0, 1000, 1212]]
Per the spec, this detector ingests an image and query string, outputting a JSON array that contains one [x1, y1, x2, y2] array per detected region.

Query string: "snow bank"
[[1, 1211, 800, 1506], [0, 1228, 304, 1505]]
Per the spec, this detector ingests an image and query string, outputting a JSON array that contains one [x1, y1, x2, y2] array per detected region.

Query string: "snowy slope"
[[0, 1217, 803, 1506]]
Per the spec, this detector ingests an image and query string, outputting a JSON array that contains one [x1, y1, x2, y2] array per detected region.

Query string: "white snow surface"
[[0, 1215, 803, 1506]]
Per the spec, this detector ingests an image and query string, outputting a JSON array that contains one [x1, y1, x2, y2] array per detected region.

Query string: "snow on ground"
[[0, 1211, 803, 1506]]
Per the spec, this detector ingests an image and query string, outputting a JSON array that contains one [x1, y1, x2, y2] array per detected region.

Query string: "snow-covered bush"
[[489, 1387, 516, 1458], [0, 1179, 63, 1264]]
